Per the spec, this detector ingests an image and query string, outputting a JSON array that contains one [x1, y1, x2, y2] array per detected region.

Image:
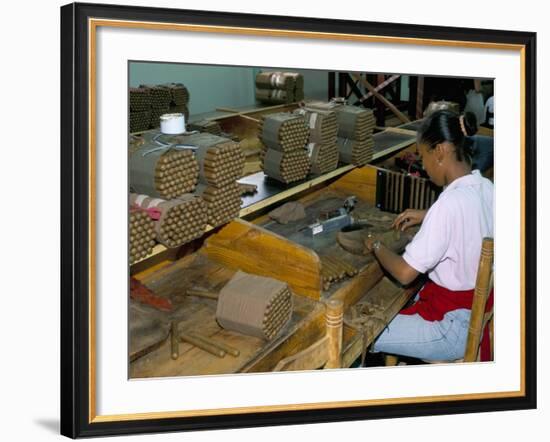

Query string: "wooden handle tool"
[[180, 333, 226, 358], [187, 332, 241, 357]]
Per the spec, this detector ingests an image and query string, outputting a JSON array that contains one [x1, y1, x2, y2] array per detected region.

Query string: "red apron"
[[400, 280, 494, 361]]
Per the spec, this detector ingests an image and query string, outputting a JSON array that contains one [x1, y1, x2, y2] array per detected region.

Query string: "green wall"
[[130, 62, 416, 120], [129, 62, 258, 116], [129, 62, 330, 117]]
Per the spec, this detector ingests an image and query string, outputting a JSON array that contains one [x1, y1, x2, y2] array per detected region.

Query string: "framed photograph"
[[60, 2, 536, 438]]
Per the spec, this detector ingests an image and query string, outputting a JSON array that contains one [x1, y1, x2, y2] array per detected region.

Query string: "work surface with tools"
[[130, 254, 325, 378], [129, 180, 419, 377], [256, 187, 416, 297]]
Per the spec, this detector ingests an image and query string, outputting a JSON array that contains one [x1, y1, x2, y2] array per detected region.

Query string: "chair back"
[[464, 237, 494, 362]]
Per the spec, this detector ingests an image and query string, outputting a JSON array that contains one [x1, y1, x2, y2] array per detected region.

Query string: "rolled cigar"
[[321, 269, 333, 282], [187, 332, 240, 357], [180, 333, 226, 358], [321, 260, 339, 280], [336, 258, 358, 276], [323, 256, 346, 279]]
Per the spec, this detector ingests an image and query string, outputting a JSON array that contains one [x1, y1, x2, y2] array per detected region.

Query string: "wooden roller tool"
[[187, 331, 240, 357], [170, 320, 241, 359], [179, 333, 226, 358]]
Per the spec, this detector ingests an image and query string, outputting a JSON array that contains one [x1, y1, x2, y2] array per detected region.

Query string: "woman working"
[[366, 110, 494, 362]]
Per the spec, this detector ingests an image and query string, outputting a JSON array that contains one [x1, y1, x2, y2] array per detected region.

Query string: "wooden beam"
[[351, 73, 410, 124], [416, 76, 425, 119]]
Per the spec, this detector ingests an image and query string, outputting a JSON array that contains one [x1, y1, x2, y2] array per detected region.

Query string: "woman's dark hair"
[[417, 110, 477, 163]]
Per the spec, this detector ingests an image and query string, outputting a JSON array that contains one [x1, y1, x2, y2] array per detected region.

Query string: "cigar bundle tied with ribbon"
[[256, 71, 295, 92], [294, 107, 339, 175], [130, 111, 152, 133], [174, 132, 245, 187], [216, 271, 294, 340], [130, 193, 207, 249], [262, 148, 310, 184], [129, 143, 199, 200], [129, 87, 152, 132], [195, 182, 242, 227], [335, 106, 375, 140], [159, 82, 190, 106], [140, 84, 172, 129], [259, 113, 310, 184], [302, 101, 374, 165], [337, 137, 375, 166], [329, 105, 375, 166], [129, 208, 157, 264], [255, 71, 304, 104], [140, 84, 172, 109], [129, 87, 151, 112], [254, 88, 290, 105], [296, 108, 338, 143], [259, 113, 310, 152], [306, 142, 340, 175]]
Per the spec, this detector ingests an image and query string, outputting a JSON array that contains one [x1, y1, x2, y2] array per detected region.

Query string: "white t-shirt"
[[402, 170, 494, 290]]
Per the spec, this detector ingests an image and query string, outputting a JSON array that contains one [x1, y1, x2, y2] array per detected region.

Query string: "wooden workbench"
[[129, 104, 421, 377], [130, 166, 419, 377]]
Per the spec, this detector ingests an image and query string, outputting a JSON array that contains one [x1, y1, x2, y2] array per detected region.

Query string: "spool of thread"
[[160, 113, 186, 134]]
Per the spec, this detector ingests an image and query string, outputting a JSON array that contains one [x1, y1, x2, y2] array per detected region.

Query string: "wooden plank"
[[351, 74, 410, 124], [241, 300, 326, 373], [130, 225, 216, 272], [273, 336, 328, 371], [201, 219, 322, 299], [243, 103, 300, 119], [130, 253, 324, 377], [130, 245, 178, 276], [385, 126, 418, 136], [130, 166, 356, 271], [328, 165, 378, 204], [217, 114, 260, 139]]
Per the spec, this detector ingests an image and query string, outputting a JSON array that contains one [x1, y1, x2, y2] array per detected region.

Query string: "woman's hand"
[[363, 233, 381, 254], [392, 209, 427, 231]]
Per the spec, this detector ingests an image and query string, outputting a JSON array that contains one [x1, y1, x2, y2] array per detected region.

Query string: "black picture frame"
[[60, 2, 537, 438]]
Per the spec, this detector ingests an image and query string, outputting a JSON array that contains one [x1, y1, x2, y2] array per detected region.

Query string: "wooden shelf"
[[130, 133, 415, 271], [131, 165, 356, 270], [130, 105, 416, 271]]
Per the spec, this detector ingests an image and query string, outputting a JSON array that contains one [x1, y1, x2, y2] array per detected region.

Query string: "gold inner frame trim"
[[87, 18, 527, 423]]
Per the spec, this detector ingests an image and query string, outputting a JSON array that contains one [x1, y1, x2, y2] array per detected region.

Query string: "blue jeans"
[[372, 309, 471, 361]]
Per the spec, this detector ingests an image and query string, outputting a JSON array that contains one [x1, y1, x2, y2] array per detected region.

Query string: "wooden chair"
[[385, 237, 494, 366], [273, 299, 344, 371]]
